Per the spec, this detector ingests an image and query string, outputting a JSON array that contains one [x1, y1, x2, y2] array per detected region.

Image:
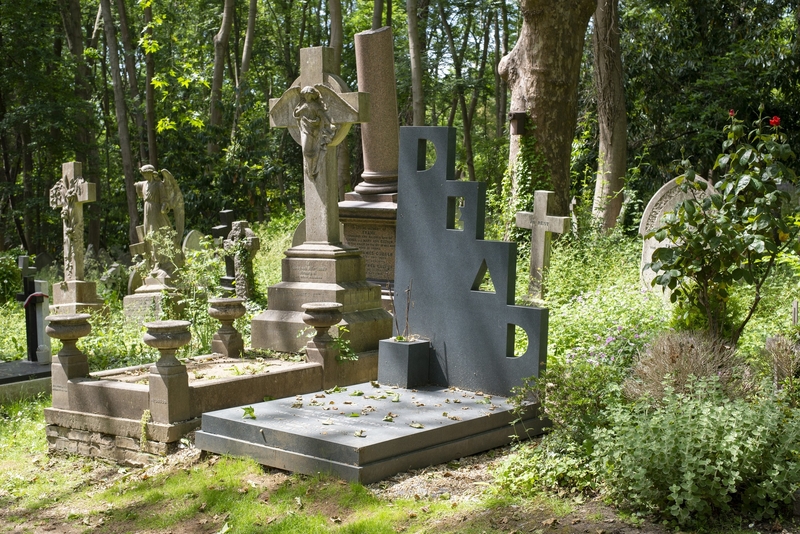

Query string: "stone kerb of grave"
[[639, 177, 714, 290], [251, 46, 391, 354]]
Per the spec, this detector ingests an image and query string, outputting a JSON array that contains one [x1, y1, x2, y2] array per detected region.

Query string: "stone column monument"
[[250, 46, 391, 354], [338, 27, 399, 308], [49, 162, 103, 314]]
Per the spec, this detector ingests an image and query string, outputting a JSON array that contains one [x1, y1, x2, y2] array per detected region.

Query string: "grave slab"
[[195, 381, 544, 484], [0, 360, 51, 385]]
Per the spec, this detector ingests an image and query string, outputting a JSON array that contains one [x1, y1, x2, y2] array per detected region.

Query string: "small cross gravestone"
[[49, 162, 95, 281], [14, 256, 50, 364], [224, 221, 261, 299], [212, 209, 236, 294], [515, 190, 570, 298]]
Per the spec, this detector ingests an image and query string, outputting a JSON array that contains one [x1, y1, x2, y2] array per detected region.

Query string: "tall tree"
[[208, 0, 235, 155], [231, 0, 258, 140], [100, 0, 139, 244], [143, 2, 157, 166], [407, 0, 425, 125], [499, 0, 596, 215], [591, 0, 626, 229], [115, 0, 147, 165]]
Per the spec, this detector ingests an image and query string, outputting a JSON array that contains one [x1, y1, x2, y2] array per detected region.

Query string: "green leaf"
[[242, 406, 256, 419]]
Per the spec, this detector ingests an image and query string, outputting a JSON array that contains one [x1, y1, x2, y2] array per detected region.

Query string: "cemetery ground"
[[3, 218, 800, 532]]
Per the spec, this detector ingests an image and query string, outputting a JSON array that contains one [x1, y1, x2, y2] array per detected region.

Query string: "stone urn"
[[208, 297, 246, 358], [301, 302, 343, 339], [143, 320, 191, 368], [45, 313, 92, 379]]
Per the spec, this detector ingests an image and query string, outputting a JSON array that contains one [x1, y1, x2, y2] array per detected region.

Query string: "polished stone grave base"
[[195, 382, 545, 484], [0, 361, 51, 402]]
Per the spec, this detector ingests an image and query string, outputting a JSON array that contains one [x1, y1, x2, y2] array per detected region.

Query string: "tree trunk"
[[494, 2, 508, 138], [407, 0, 425, 125], [100, 0, 139, 245], [115, 0, 147, 165], [498, 0, 596, 216], [591, 0, 626, 230], [144, 5, 158, 166], [58, 0, 101, 252], [231, 0, 257, 140], [372, 0, 384, 29], [209, 0, 235, 155]]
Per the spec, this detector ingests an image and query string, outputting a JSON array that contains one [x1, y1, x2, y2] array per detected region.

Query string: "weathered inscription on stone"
[[343, 222, 395, 282]]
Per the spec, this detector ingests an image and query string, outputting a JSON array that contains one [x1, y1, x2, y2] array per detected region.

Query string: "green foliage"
[[0, 302, 26, 362], [647, 111, 799, 343], [0, 248, 23, 303], [594, 377, 800, 526], [494, 434, 599, 497]]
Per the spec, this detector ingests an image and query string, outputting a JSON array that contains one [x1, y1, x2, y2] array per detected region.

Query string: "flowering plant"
[[647, 106, 799, 342]]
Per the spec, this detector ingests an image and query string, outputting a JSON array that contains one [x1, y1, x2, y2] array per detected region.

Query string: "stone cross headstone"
[[49, 162, 95, 281], [515, 191, 570, 298], [15, 256, 51, 364], [212, 209, 236, 294], [224, 221, 261, 299], [269, 47, 368, 245]]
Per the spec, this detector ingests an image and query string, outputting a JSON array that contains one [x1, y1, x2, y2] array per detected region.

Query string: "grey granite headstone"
[[391, 127, 547, 396]]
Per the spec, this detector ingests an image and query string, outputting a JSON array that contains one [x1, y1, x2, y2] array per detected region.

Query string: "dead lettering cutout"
[[394, 127, 548, 395], [471, 259, 497, 293]]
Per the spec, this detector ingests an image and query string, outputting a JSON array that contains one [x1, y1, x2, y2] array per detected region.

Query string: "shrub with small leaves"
[[593, 377, 800, 526]]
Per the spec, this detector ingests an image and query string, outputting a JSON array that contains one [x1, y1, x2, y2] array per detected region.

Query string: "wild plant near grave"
[[647, 108, 800, 343], [593, 377, 800, 526]]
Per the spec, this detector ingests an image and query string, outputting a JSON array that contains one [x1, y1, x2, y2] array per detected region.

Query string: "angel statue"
[[293, 86, 335, 180], [135, 165, 185, 279]]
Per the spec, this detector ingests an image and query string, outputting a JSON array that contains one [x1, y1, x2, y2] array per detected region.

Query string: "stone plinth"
[[251, 244, 391, 354], [50, 280, 103, 315], [144, 320, 191, 424], [45, 313, 92, 409], [339, 196, 397, 294]]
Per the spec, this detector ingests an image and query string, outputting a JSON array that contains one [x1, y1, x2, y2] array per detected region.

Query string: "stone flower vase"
[[208, 297, 246, 358], [45, 313, 92, 379]]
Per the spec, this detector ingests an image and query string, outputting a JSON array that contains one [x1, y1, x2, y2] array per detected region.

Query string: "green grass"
[[0, 302, 26, 362]]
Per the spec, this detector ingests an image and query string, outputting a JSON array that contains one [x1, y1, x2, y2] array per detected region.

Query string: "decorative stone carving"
[[223, 221, 260, 299], [50, 162, 95, 282], [208, 298, 246, 358], [134, 165, 185, 280]]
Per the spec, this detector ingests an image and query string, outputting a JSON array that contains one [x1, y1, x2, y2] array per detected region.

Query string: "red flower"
[[729, 109, 735, 117], [770, 115, 781, 127]]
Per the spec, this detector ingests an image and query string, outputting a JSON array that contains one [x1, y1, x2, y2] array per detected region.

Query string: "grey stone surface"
[[392, 127, 547, 396], [0, 360, 51, 385], [377, 339, 429, 388], [195, 382, 544, 483], [223, 221, 260, 299]]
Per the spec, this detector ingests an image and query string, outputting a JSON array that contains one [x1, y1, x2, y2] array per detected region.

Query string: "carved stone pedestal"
[[45, 313, 92, 409], [144, 320, 191, 424], [208, 298, 246, 358], [250, 243, 391, 354]]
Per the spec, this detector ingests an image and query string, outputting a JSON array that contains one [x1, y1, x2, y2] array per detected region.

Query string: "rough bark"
[[144, 5, 158, 166], [494, 2, 508, 138], [100, 0, 139, 245], [407, 0, 425, 125], [208, 0, 235, 155], [231, 0, 258, 140], [115, 0, 147, 165], [591, 0, 626, 230], [498, 0, 596, 216]]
